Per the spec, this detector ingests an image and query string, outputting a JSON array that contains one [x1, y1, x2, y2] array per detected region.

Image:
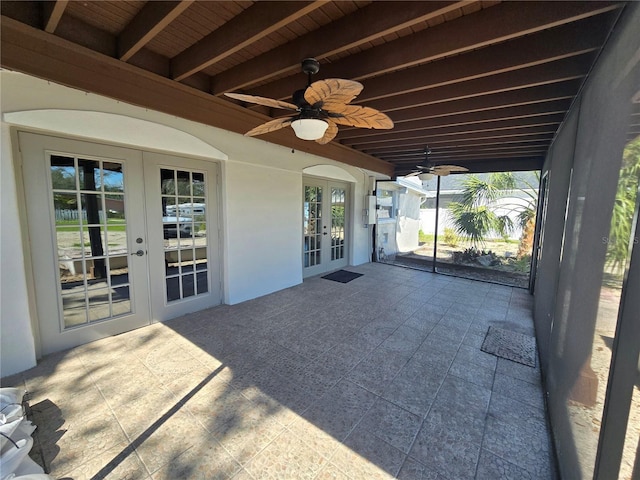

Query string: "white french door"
[[19, 132, 220, 355], [143, 151, 220, 322], [303, 178, 349, 277]]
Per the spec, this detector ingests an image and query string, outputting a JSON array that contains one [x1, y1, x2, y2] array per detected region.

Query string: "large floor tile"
[[4, 263, 558, 479]]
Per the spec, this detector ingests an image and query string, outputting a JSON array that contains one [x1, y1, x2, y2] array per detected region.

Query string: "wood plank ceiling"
[[0, 1, 627, 177]]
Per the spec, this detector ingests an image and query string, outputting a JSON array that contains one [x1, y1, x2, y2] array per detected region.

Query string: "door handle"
[[323, 232, 328, 236], [131, 249, 145, 256]]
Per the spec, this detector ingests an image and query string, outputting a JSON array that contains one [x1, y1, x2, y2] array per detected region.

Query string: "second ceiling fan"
[[405, 148, 469, 177], [225, 58, 393, 144]]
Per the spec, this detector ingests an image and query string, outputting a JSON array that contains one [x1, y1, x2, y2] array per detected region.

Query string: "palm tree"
[[449, 171, 539, 256], [606, 136, 640, 274]]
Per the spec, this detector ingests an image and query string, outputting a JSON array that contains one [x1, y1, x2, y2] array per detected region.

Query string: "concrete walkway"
[[2, 263, 557, 479]]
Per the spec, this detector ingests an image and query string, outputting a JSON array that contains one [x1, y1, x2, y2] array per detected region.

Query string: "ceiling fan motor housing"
[[301, 58, 320, 76], [292, 88, 309, 108]]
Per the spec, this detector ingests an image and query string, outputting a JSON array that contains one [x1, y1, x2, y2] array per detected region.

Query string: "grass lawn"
[[56, 219, 126, 232]]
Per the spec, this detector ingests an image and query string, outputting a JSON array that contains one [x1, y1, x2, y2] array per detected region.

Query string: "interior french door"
[[19, 132, 220, 355], [303, 178, 349, 277]]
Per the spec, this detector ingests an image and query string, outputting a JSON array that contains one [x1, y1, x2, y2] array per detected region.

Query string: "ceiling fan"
[[224, 58, 393, 144], [405, 147, 469, 178]]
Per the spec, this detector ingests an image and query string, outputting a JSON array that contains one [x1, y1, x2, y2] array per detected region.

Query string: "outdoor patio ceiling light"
[[291, 118, 328, 140]]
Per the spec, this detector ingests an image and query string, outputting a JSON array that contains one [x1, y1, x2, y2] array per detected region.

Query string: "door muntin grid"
[[304, 185, 323, 267], [50, 154, 131, 329], [331, 187, 346, 261], [160, 168, 208, 303]]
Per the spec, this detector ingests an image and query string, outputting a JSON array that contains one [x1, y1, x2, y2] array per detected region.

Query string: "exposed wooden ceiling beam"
[[249, 3, 620, 101], [360, 126, 559, 152], [0, 15, 394, 177], [345, 116, 565, 148], [340, 100, 572, 141], [379, 141, 552, 160], [365, 136, 555, 155], [42, 0, 68, 33], [364, 54, 594, 113], [118, 1, 194, 62], [394, 156, 545, 175], [171, 1, 325, 82], [356, 15, 614, 104], [343, 80, 581, 130], [396, 156, 546, 174], [211, 1, 469, 94]]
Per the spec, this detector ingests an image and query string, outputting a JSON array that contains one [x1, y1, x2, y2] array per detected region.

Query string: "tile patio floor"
[[2, 263, 557, 479]]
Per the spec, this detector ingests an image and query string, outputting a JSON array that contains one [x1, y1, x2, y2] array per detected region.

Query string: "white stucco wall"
[[0, 70, 375, 375], [224, 162, 303, 304], [1, 125, 38, 377]]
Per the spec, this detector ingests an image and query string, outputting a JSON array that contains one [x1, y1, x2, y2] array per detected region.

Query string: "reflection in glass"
[[161, 167, 208, 303], [108, 256, 129, 285], [193, 173, 205, 196], [53, 193, 80, 226], [161, 169, 176, 195], [176, 170, 190, 195], [62, 292, 87, 327], [331, 187, 346, 261], [182, 277, 195, 298], [197, 272, 208, 294], [80, 193, 105, 225], [304, 185, 323, 268], [88, 288, 110, 321], [166, 277, 180, 302], [106, 225, 128, 253], [102, 162, 124, 193], [78, 159, 101, 191], [111, 286, 131, 316], [50, 156, 76, 190], [51, 155, 132, 328], [105, 194, 126, 222]]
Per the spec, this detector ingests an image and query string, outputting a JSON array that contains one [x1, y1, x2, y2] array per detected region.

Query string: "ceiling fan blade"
[[432, 165, 469, 173], [304, 79, 363, 109], [404, 171, 421, 177], [244, 116, 295, 137], [315, 119, 338, 145], [225, 92, 298, 111], [330, 105, 394, 130]]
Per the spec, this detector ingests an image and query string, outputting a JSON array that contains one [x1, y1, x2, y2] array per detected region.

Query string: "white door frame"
[[18, 132, 222, 355], [302, 176, 351, 278], [143, 151, 221, 322]]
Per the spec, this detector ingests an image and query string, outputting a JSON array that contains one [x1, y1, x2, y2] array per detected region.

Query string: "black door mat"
[[322, 270, 363, 283], [481, 326, 537, 367]]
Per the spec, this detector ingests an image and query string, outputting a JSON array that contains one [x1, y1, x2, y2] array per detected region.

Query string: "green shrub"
[[443, 227, 459, 246], [418, 229, 434, 243]]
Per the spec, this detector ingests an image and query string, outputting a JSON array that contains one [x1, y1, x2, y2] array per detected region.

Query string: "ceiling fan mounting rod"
[[301, 58, 320, 86]]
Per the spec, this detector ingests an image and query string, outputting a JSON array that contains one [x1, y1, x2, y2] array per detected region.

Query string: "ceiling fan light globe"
[[418, 173, 434, 181], [291, 118, 328, 140]]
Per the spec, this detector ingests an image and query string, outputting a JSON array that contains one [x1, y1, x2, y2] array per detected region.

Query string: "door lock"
[[131, 249, 145, 256]]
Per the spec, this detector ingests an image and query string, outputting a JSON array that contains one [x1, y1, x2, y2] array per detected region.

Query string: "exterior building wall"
[[1, 124, 38, 375], [0, 71, 376, 376]]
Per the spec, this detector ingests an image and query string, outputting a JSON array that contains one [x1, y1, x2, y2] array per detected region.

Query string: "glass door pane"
[[160, 168, 209, 303], [331, 187, 346, 261], [304, 185, 323, 268], [51, 155, 131, 328]]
